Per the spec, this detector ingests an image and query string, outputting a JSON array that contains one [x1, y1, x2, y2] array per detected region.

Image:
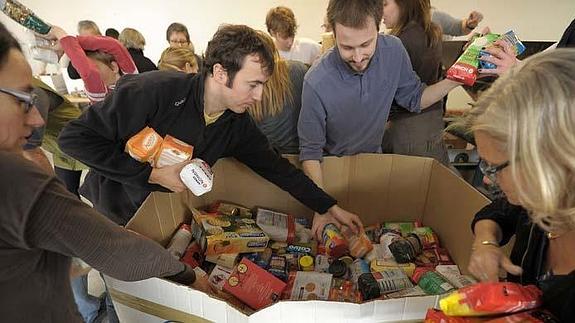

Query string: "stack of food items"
[[163, 202, 478, 312], [446, 30, 525, 86], [125, 127, 213, 196]]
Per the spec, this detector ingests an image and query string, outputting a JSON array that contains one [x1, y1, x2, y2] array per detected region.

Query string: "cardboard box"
[[105, 154, 489, 322]]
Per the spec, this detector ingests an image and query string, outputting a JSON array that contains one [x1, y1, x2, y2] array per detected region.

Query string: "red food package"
[[223, 258, 287, 310], [439, 282, 542, 317], [180, 241, 203, 268], [425, 308, 483, 323], [425, 308, 557, 323]]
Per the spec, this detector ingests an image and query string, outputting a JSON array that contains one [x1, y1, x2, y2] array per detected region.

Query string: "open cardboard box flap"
[[107, 154, 489, 322]]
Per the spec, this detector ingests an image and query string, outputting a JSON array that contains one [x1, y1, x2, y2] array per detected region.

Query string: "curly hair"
[[265, 6, 297, 38], [202, 24, 274, 87]]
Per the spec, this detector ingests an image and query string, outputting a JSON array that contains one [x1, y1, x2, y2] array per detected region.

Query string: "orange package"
[[125, 127, 163, 163], [153, 135, 194, 168]]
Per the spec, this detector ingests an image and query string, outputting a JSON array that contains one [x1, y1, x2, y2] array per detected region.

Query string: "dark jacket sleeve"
[[58, 73, 166, 191], [232, 116, 337, 214], [471, 198, 523, 246]]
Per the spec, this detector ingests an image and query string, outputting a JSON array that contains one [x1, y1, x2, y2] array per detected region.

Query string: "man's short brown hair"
[[166, 22, 190, 42], [327, 0, 383, 34], [203, 25, 275, 87], [265, 6, 297, 38]]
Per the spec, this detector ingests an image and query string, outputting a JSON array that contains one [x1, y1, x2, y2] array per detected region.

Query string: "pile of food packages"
[[164, 202, 478, 310], [162, 201, 553, 321]]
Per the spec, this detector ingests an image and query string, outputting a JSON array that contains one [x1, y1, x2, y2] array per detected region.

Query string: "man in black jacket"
[[59, 24, 363, 238]]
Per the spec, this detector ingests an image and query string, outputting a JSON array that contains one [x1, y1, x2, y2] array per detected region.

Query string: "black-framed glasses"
[[479, 159, 509, 185], [0, 87, 38, 113]]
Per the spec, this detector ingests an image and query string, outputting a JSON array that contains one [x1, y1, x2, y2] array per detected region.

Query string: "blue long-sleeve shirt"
[[298, 34, 424, 162]]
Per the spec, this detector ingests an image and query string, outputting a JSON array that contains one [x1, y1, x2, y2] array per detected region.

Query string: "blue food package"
[[479, 30, 526, 70]]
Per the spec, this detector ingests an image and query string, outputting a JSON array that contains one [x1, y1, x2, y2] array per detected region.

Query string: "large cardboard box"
[[105, 154, 490, 322]]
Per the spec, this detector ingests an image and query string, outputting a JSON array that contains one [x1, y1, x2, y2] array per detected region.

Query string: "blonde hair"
[[77, 20, 101, 36], [249, 32, 293, 122], [462, 49, 575, 232], [118, 28, 146, 50], [157, 47, 198, 72]]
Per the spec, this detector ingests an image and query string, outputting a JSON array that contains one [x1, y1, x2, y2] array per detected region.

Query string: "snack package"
[[439, 282, 542, 317], [208, 201, 253, 218], [204, 253, 239, 269], [268, 255, 288, 281], [191, 210, 269, 256], [412, 227, 440, 249], [223, 258, 286, 310], [447, 33, 500, 86], [125, 126, 163, 163], [180, 241, 203, 268], [424, 308, 558, 323], [370, 259, 416, 277], [329, 278, 362, 303], [256, 208, 296, 243], [435, 265, 477, 289], [153, 134, 193, 168], [289, 271, 333, 301], [383, 221, 422, 236], [341, 226, 374, 258], [208, 265, 234, 290], [447, 31, 525, 86], [479, 31, 526, 70]]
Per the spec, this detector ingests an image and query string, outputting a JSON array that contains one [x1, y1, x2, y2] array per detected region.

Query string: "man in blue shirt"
[[298, 0, 460, 204]]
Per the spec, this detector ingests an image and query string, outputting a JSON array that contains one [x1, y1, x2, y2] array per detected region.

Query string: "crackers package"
[[190, 208, 269, 256], [153, 134, 194, 168], [289, 271, 333, 301], [125, 126, 163, 163]]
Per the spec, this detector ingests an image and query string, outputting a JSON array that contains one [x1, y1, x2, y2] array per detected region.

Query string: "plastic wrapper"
[[425, 308, 557, 323], [439, 282, 542, 317], [153, 134, 193, 168], [447, 31, 525, 86], [125, 126, 163, 163]]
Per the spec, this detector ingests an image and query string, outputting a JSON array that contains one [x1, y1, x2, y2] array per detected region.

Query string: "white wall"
[[2, 0, 574, 108], [2, 0, 331, 66]]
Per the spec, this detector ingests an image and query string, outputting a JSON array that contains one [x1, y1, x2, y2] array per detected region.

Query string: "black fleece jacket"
[[59, 71, 336, 225]]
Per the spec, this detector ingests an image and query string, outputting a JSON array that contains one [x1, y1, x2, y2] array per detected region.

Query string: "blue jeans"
[[71, 275, 101, 323], [101, 273, 120, 323]]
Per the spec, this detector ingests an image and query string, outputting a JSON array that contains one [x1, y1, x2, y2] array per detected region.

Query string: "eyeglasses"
[[0, 87, 38, 113], [479, 159, 509, 185]]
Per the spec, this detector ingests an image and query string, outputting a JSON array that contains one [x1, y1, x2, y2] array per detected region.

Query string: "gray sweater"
[[255, 60, 308, 154], [0, 152, 195, 322]]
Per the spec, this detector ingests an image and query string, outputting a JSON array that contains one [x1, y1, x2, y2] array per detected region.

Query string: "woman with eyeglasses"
[[460, 48, 575, 321], [0, 22, 213, 322]]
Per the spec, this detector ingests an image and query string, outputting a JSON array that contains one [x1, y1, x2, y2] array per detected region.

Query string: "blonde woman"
[[462, 49, 575, 320], [118, 27, 157, 72], [157, 47, 198, 74], [248, 32, 308, 154]]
